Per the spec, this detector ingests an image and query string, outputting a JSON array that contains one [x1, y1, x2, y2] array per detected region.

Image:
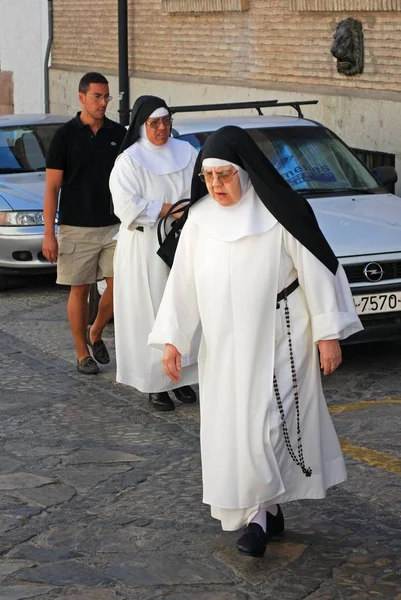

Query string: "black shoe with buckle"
[[172, 386, 197, 404], [266, 504, 284, 537], [149, 392, 175, 412], [77, 356, 100, 375], [236, 523, 269, 557]]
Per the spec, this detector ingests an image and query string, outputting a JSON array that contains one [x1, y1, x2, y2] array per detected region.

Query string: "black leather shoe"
[[172, 386, 197, 404], [86, 327, 110, 364], [236, 523, 269, 557], [266, 505, 285, 537], [149, 392, 175, 412]]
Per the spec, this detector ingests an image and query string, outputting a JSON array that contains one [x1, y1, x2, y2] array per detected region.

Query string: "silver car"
[[0, 114, 69, 290]]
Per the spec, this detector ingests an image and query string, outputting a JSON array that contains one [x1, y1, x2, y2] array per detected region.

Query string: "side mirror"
[[373, 165, 398, 186]]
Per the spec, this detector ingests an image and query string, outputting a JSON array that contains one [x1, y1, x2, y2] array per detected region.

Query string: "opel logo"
[[363, 262, 384, 282]]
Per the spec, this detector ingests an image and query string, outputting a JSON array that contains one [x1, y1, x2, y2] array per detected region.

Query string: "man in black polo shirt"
[[42, 72, 126, 375]]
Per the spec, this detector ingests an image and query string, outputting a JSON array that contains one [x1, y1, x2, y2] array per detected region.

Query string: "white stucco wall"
[[0, 0, 49, 113], [50, 68, 401, 196]]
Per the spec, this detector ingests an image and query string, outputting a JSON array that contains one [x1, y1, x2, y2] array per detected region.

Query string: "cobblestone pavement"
[[0, 278, 400, 600]]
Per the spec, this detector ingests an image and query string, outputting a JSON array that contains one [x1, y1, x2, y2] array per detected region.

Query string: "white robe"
[[110, 144, 199, 393], [149, 197, 363, 530]]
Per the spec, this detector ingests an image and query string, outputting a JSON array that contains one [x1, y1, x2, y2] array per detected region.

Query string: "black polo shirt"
[[46, 112, 126, 227]]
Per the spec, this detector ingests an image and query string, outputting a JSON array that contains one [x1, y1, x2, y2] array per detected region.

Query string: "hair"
[[78, 72, 109, 93]]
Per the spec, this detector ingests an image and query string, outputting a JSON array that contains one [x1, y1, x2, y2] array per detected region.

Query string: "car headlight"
[[0, 211, 45, 226]]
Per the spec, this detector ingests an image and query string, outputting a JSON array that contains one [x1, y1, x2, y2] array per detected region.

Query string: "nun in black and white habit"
[[110, 96, 199, 412], [149, 126, 362, 557]]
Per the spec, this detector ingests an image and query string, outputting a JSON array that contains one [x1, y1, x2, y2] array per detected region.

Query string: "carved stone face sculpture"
[[331, 18, 364, 76]]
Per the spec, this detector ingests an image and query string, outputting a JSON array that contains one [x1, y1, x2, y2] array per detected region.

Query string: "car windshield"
[[177, 126, 382, 195], [0, 124, 61, 173]]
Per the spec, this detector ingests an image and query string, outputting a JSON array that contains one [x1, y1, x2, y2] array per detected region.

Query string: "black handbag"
[[157, 199, 190, 268]]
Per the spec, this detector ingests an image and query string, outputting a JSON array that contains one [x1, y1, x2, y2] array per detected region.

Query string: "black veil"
[[119, 95, 170, 154], [190, 126, 338, 275]]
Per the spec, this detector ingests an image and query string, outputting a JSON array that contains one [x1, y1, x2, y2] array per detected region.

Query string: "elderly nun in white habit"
[[149, 126, 363, 557], [110, 95, 199, 412]]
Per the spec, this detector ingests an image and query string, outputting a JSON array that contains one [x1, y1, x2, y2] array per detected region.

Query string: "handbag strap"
[[157, 198, 190, 247]]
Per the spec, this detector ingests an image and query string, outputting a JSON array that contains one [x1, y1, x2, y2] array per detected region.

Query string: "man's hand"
[[163, 343, 182, 382], [42, 233, 58, 264], [42, 168, 62, 263], [317, 339, 342, 375]]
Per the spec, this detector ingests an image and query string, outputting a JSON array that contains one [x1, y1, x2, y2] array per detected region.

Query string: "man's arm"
[[42, 168, 63, 263]]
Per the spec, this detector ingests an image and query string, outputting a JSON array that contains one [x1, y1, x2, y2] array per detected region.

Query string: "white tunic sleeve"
[[283, 228, 363, 343], [109, 153, 162, 228], [148, 220, 200, 356]]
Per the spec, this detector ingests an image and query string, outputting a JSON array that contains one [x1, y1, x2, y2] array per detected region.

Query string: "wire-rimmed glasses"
[[198, 169, 238, 184], [85, 93, 113, 102], [145, 117, 173, 129]]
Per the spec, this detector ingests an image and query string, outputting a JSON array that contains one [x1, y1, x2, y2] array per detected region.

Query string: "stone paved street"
[[0, 277, 400, 600]]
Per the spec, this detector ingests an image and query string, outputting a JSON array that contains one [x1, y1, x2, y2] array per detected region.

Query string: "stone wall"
[[52, 0, 119, 73], [51, 0, 401, 96]]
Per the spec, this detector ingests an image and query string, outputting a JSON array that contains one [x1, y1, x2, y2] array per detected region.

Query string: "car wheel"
[[88, 283, 100, 325], [0, 275, 8, 291]]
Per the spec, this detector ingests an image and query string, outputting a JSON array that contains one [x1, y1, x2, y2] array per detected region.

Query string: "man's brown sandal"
[[86, 327, 110, 365]]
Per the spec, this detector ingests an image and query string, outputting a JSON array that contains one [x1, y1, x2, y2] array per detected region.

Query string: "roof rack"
[[169, 99, 318, 119]]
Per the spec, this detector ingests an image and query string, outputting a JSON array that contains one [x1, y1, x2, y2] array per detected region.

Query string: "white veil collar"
[[190, 158, 277, 241]]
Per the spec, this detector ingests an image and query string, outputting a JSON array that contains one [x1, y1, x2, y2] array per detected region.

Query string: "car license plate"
[[353, 291, 401, 315]]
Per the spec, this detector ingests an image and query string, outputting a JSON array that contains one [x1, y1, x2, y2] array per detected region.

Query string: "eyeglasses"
[[145, 117, 173, 129], [85, 93, 113, 102], [198, 169, 238, 184]]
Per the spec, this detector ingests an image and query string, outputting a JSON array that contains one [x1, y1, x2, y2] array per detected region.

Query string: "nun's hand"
[[317, 339, 342, 375], [163, 343, 182, 382], [172, 209, 185, 219], [159, 203, 173, 218]]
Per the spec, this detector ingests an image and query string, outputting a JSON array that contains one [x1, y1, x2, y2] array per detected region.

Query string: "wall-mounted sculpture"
[[330, 17, 364, 76]]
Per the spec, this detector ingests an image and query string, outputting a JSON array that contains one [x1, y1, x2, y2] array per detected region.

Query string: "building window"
[[162, 0, 249, 13], [291, 0, 401, 10]]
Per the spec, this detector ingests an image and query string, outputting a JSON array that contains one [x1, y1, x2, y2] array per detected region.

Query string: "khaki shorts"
[[57, 224, 119, 286]]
